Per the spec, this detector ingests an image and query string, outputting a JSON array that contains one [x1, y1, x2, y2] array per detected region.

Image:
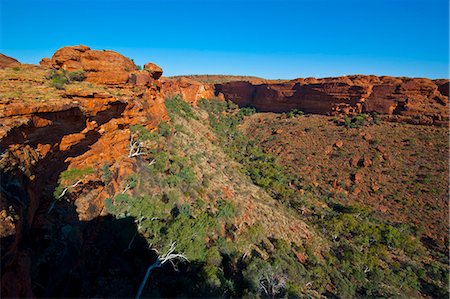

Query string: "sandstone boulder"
[[144, 62, 163, 79], [81, 50, 136, 85], [39, 58, 52, 68], [51, 45, 90, 71], [129, 71, 153, 86], [50, 45, 138, 85]]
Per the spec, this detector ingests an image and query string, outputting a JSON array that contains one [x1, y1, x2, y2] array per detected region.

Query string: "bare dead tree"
[[122, 182, 132, 194], [259, 271, 287, 298], [48, 179, 82, 214], [135, 242, 188, 299], [129, 134, 146, 158]]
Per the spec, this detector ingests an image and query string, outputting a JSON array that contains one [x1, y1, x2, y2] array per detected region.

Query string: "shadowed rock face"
[[0, 53, 20, 68], [214, 76, 449, 123]]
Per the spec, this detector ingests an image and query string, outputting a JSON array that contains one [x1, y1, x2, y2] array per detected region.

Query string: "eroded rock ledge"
[[214, 76, 449, 125]]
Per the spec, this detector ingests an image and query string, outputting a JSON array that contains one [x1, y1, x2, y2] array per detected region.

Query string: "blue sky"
[[0, 0, 448, 79]]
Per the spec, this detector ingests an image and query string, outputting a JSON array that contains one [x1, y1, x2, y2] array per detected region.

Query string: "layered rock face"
[[161, 76, 224, 105], [51, 45, 138, 84], [215, 75, 449, 125], [0, 48, 167, 297]]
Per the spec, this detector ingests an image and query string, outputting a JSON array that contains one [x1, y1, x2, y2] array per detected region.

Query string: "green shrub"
[[286, 109, 304, 118], [216, 199, 236, 219], [177, 166, 196, 184], [130, 124, 158, 142], [67, 70, 86, 81], [165, 94, 197, 120], [342, 114, 370, 128], [101, 164, 112, 183], [53, 167, 93, 198], [47, 69, 85, 89], [238, 107, 256, 117], [124, 174, 139, 190], [50, 73, 68, 90], [157, 121, 171, 137]]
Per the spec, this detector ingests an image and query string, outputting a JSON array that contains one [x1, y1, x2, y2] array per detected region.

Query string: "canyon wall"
[[215, 76, 449, 125], [0, 46, 167, 297]]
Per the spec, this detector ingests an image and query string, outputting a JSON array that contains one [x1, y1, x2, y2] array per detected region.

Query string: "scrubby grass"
[[46, 69, 86, 90]]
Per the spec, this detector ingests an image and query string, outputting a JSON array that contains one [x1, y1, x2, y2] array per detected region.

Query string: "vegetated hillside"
[[241, 113, 449, 253], [100, 96, 325, 298], [197, 101, 449, 298]]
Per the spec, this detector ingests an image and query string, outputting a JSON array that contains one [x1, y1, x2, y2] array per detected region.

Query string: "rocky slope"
[[0, 54, 20, 68]]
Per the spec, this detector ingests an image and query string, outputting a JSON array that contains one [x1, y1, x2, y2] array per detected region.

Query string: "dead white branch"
[[259, 271, 287, 298], [129, 134, 146, 158], [122, 183, 132, 194], [58, 179, 82, 199], [48, 179, 82, 214], [135, 242, 188, 299]]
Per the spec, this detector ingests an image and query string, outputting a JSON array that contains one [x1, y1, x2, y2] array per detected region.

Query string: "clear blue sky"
[[0, 0, 448, 79]]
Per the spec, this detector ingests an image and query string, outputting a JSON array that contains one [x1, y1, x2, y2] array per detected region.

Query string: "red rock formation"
[[144, 62, 163, 79], [215, 75, 449, 125], [0, 50, 167, 296], [0, 53, 20, 68], [39, 57, 52, 68], [161, 77, 224, 105], [51, 45, 137, 85]]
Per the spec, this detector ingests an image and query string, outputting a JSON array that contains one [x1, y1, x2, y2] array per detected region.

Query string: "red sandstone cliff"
[[160, 76, 224, 105], [0, 46, 167, 297], [214, 76, 449, 125]]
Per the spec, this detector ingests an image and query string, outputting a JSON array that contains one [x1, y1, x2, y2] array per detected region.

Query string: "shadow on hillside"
[[1, 200, 223, 298]]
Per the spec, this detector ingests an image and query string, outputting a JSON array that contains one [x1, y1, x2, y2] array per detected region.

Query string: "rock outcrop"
[[144, 62, 163, 79], [39, 57, 52, 68], [215, 75, 449, 125], [50, 45, 138, 85], [0, 48, 167, 296], [161, 77, 224, 105], [0, 53, 20, 68]]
